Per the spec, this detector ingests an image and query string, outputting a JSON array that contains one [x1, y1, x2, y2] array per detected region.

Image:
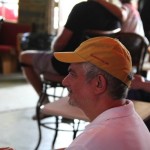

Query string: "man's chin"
[[68, 96, 77, 106]]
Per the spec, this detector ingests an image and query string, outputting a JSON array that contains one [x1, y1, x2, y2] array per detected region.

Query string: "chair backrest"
[[82, 28, 121, 42], [82, 31, 149, 74], [114, 32, 149, 74]]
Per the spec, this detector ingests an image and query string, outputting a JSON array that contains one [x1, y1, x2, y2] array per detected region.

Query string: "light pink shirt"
[[121, 4, 145, 37], [66, 100, 150, 150]]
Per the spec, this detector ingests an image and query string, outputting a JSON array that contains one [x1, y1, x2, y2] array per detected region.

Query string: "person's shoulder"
[[71, 1, 87, 12], [74, 1, 87, 7], [72, 1, 96, 12], [70, 1, 88, 14], [74, 1, 98, 8]]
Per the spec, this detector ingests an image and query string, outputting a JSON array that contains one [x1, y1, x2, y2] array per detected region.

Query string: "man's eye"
[[69, 71, 76, 77], [69, 72, 74, 76]]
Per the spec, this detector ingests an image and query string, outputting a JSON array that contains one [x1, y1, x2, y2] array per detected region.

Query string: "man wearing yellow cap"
[[54, 37, 150, 150]]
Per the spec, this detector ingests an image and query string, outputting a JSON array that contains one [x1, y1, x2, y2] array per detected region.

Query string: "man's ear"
[[95, 75, 107, 93]]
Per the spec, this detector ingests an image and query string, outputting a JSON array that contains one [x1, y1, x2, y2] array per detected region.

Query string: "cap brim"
[[54, 52, 86, 63]]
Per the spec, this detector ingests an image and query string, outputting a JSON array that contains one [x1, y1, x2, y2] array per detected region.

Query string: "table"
[[133, 100, 150, 120], [42, 96, 89, 122], [42, 96, 150, 122]]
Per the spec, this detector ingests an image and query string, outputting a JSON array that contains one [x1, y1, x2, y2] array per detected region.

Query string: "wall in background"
[[18, 0, 55, 34]]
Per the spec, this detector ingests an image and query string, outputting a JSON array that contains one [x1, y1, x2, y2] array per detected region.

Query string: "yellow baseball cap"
[[54, 37, 132, 87]]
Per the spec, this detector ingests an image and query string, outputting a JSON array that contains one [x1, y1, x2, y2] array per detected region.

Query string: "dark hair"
[[82, 62, 129, 100]]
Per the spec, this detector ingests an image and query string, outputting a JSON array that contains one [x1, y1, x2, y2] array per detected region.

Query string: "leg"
[[19, 50, 43, 95], [19, 50, 60, 98], [19, 50, 61, 120]]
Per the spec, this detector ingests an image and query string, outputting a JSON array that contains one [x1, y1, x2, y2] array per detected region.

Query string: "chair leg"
[[34, 92, 47, 150], [72, 120, 81, 139], [51, 116, 59, 149], [35, 81, 70, 149]]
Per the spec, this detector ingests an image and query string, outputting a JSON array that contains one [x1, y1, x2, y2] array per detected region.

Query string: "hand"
[[130, 74, 145, 90], [133, 74, 145, 81]]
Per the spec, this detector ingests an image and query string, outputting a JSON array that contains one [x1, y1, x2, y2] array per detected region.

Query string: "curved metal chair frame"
[[35, 76, 84, 150]]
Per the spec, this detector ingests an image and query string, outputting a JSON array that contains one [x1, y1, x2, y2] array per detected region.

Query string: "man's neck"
[[85, 97, 127, 121]]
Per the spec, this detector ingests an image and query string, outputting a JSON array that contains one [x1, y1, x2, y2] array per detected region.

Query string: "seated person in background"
[[127, 74, 150, 101], [96, 0, 145, 37], [19, 0, 121, 119], [54, 37, 150, 150]]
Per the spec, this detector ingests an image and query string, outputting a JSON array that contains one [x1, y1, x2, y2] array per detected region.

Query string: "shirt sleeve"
[[64, 2, 87, 32]]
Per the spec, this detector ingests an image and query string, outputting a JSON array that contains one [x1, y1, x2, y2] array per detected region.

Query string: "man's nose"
[[62, 75, 69, 87]]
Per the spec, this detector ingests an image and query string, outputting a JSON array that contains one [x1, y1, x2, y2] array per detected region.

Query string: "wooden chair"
[[114, 32, 149, 74], [83, 31, 149, 75], [81, 28, 121, 42]]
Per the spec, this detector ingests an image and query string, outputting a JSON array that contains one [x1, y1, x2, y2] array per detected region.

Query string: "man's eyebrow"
[[68, 67, 75, 74], [68, 67, 73, 72], [68, 67, 71, 72]]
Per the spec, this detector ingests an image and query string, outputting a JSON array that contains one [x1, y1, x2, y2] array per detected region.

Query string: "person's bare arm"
[[51, 28, 73, 52], [130, 74, 150, 93], [95, 0, 127, 22]]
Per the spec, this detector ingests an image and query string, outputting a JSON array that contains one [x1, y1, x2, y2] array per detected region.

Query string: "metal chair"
[[35, 74, 87, 150]]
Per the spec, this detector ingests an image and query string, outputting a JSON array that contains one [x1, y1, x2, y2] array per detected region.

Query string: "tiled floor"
[[0, 73, 78, 150], [0, 108, 38, 150], [0, 108, 82, 150]]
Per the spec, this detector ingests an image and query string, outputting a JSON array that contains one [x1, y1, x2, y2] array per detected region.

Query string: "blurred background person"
[[96, 0, 145, 37]]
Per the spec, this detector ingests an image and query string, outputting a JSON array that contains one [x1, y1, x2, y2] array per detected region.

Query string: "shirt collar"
[[85, 100, 135, 130]]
